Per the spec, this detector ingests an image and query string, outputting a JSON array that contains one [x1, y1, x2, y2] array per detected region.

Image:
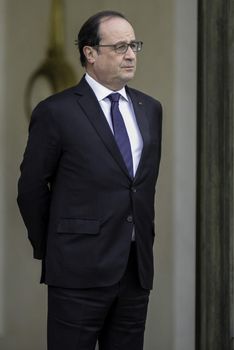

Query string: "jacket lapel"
[[74, 77, 131, 179]]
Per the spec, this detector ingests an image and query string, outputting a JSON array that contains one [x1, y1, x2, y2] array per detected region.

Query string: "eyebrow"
[[101, 40, 137, 45]]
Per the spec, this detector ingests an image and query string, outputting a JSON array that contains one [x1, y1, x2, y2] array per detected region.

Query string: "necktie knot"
[[108, 93, 121, 103]]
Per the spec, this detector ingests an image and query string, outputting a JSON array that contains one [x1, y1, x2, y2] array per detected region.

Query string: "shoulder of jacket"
[[127, 86, 162, 107], [36, 85, 78, 108]]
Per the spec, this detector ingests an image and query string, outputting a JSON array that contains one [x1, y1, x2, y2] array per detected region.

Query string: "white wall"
[[0, 0, 197, 349]]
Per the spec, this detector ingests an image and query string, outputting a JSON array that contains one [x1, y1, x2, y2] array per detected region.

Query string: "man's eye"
[[116, 44, 127, 50], [131, 43, 137, 49]]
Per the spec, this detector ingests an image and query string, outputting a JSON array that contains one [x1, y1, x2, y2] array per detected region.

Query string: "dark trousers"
[[47, 243, 150, 350]]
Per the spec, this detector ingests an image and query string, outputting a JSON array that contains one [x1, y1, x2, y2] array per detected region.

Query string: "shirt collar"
[[85, 73, 129, 102]]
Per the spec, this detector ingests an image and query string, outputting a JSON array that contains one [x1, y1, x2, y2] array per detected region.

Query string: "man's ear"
[[83, 46, 96, 64]]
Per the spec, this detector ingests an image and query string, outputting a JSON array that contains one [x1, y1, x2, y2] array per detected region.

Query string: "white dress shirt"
[[85, 73, 143, 177]]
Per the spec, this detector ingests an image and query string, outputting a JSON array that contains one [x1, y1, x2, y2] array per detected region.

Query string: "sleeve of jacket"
[[158, 102, 163, 163], [17, 101, 62, 259]]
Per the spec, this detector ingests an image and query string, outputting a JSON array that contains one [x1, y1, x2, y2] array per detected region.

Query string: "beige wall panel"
[[0, 0, 7, 338]]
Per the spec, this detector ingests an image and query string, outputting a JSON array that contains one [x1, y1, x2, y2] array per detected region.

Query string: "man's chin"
[[121, 71, 135, 82]]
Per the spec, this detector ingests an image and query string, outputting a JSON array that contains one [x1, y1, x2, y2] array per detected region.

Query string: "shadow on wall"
[[25, 0, 77, 118]]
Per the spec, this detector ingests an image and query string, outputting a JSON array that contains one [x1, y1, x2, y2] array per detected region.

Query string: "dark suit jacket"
[[17, 76, 162, 290]]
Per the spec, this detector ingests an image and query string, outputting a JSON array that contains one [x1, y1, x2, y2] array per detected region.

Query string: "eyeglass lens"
[[116, 42, 142, 53]]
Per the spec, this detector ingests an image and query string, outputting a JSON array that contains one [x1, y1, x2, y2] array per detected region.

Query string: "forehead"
[[98, 17, 135, 42]]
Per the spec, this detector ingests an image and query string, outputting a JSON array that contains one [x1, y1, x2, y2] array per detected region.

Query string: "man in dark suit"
[[17, 10, 162, 350]]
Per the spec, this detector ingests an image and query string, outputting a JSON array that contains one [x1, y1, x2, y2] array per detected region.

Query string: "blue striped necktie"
[[108, 93, 133, 178]]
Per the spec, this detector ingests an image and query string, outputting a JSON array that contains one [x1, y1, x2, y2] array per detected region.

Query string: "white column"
[[172, 0, 197, 349]]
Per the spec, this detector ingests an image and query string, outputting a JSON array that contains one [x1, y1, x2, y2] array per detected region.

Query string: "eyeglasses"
[[94, 41, 143, 54]]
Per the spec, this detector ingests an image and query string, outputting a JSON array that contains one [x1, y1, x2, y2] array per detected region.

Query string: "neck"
[[85, 70, 125, 91]]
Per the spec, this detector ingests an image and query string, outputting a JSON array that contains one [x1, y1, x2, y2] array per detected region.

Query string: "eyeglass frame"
[[93, 40, 143, 54]]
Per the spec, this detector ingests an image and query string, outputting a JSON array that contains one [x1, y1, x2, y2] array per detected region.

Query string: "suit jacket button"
[[131, 187, 137, 193], [127, 215, 133, 223]]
